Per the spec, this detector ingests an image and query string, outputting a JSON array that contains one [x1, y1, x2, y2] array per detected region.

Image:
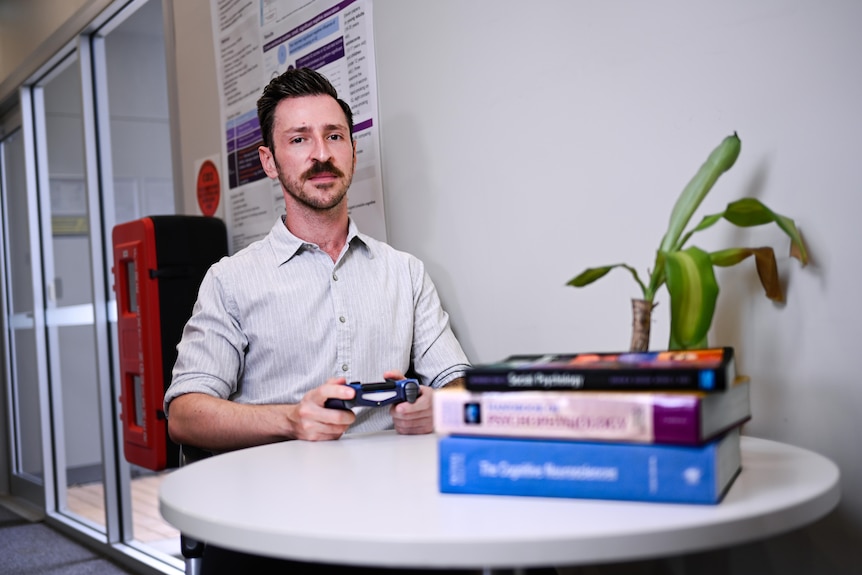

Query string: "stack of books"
[[434, 347, 748, 504]]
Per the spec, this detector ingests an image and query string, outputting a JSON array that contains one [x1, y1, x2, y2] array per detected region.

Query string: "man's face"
[[259, 94, 356, 212]]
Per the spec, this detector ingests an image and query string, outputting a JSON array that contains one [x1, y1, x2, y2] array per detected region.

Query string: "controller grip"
[[403, 380, 420, 403], [324, 398, 353, 410]]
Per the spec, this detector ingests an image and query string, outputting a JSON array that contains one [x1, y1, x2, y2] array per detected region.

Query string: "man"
[[165, 67, 469, 451], [164, 67, 555, 575], [163, 67, 473, 574]]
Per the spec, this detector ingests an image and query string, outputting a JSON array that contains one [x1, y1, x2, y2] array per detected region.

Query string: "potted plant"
[[567, 132, 808, 352]]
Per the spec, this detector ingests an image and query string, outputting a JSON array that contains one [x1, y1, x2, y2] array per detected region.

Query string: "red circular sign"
[[196, 160, 221, 217]]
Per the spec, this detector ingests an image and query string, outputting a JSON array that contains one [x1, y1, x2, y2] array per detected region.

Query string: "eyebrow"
[[285, 123, 348, 134]]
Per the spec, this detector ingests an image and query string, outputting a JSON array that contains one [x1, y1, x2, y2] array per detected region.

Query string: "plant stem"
[[630, 299, 654, 352]]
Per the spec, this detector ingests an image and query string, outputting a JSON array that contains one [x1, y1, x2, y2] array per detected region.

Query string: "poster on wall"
[[210, 0, 386, 253]]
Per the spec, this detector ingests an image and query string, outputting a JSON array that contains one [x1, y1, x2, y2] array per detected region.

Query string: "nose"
[[311, 136, 332, 162]]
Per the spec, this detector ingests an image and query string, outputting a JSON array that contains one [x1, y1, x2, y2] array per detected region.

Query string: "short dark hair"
[[256, 67, 354, 152]]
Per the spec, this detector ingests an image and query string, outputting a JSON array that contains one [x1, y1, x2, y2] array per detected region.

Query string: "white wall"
[[173, 1, 861, 572]]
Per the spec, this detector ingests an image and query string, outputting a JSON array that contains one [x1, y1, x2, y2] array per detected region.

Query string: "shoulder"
[[355, 232, 425, 275], [207, 241, 265, 283], [209, 220, 287, 279]]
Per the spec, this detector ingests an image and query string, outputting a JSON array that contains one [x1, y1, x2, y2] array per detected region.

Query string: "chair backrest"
[[113, 215, 228, 471]]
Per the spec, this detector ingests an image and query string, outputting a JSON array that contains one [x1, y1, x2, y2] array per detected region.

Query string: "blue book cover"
[[438, 427, 741, 504]]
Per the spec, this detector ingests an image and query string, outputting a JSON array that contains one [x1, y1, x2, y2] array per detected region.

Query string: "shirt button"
[[339, 316, 346, 323], [332, 272, 338, 281], [342, 364, 349, 372]]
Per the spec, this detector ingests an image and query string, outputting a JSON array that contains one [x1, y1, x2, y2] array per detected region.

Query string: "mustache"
[[303, 161, 345, 180]]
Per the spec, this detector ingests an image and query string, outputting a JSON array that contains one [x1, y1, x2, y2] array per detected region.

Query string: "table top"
[[159, 432, 840, 569]]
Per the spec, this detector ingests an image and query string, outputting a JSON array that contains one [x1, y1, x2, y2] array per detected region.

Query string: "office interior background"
[[0, 1, 860, 574]]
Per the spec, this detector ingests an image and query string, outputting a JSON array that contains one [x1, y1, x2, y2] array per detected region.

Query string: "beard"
[[276, 158, 353, 212]]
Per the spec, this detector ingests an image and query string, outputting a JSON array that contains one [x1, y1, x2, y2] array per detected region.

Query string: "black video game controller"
[[324, 378, 420, 410]]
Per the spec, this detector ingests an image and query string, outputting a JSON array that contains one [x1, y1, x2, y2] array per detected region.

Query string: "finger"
[[393, 413, 434, 435], [317, 378, 354, 405]]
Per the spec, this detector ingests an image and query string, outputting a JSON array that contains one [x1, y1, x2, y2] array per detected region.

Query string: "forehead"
[[272, 94, 348, 131]]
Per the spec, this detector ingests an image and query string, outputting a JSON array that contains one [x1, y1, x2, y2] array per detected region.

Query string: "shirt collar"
[[271, 216, 373, 265]]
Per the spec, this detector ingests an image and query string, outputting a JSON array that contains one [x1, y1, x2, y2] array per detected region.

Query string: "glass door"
[[1, 111, 52, 510], [31, 53, 109, 532], [92, 0, 180, 559]]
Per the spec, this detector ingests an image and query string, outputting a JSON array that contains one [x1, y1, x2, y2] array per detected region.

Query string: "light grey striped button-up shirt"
[[165, 217, 470, 434]]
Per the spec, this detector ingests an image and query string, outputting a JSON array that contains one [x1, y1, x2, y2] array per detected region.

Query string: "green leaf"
[[723, 198, 776, 226], [664, 247, 719, 349], [660, 133, 741, 254], [669, 330, 708, 351], [567, 266, 615, 286], [676, 213, 724, 249], [776, 214, 809, 266], [701, 198, 809, 266], [567, 264, 647, 296], [709, 247, 754, 266]]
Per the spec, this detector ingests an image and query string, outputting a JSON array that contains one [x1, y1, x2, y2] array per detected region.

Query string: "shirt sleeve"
[[163, 265, 248, 417], [408, 257, 471, 388]]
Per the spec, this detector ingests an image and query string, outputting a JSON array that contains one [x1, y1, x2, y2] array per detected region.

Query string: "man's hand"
[[290, 377, 357, 441], [167, 378, 357, 451], [386, 371, 435, 435]]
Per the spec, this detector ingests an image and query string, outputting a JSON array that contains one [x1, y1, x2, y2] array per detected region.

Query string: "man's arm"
[[407, 259, 471, 390], [167, 378, 358, 452]]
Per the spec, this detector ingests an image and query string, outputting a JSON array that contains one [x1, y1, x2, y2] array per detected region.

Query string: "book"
[[438, 427, 741, 504], [434, 378, 750, 446], [464, 347, 736, 393]]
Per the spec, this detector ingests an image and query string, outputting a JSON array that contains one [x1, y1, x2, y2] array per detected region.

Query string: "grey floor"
[[0, 503, 136, 575]]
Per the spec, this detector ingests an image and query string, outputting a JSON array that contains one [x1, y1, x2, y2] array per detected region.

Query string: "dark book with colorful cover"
[[464, 347, 736, 393], [438, 427, 741, 504], [434, 377, 750, 446]]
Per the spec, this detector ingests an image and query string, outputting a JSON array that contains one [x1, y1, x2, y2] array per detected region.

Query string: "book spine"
[[464, 367, 728, 393], [653, 397, 701, 445], [438, 429, 741, 504], [435, 390, 709, 444]]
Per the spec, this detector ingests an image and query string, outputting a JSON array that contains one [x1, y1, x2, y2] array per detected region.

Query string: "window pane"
[[105, 0, 176, 227], [2, 128, 45, 487], [41, 58, 106, 530], [101, 0, 180, 558]]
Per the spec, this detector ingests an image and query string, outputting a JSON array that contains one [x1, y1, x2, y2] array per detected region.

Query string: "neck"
[[283, 206, 349, 262]]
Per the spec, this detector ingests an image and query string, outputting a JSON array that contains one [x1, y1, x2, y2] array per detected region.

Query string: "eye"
[[328, 133, 344, 141], [290, 136, 305, 144]]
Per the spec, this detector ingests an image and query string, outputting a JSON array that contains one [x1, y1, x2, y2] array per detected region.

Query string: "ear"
[[259, 146, 279, 179], [352, 139, 357, 169]]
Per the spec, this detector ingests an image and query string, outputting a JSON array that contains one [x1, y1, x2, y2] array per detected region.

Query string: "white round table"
[[159, 432, 840, 570]]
